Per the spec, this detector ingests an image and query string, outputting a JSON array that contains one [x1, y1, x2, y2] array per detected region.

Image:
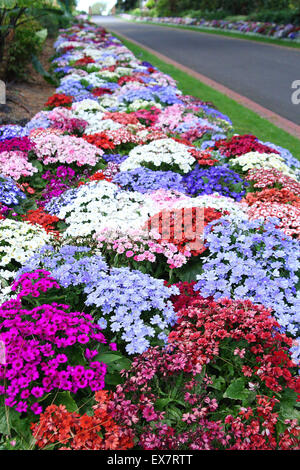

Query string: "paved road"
[[94, 16, 300, 126]]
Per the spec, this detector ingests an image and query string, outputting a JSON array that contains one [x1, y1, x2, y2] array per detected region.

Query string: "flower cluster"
[[84, 267, 178, 354], [0, 151, 38, 181], [0, 219, 51, 287], [0, 272, 109, 416], [47, 180, 157, 237], [96, 227, 192, 270], [246, 168, 300, 195], [31, 391, 134, 450], [230, 152, 297, 179], [0, 136, 34, 153], [44, 93, 73, 110], [247, 201, 300, 238], [22, 209, 61, 237], [213, 134, 278, 157], [82, 132, 116, 150], [113, 167, 186, 194], [244, 188, 300, 206], [120, 138, 196, 174], [30, 131, 103, 167], [0, 175, 26, 207], [183, 165, 248, 200]]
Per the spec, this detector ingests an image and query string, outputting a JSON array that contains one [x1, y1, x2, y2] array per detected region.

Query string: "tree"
[[90, 2, 107, 15], [115, 0, 139, 12]]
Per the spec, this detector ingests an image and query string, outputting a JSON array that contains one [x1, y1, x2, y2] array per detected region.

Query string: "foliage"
[[0, 0, 70, 80], [5, 18, 44, 80], [90, 2, 107, 15], [128, 0, 300, 22]]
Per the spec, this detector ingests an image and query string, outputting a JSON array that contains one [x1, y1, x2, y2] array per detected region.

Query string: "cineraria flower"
[[47, 107, 88, 134], [183, 165, 248, 201], [0, 125, 28, 141], [48, 180, 157, 237], [245, 168, 300, 196], [44, 93, 73, 110], [259, 140, 300, 173], [113, 167, 186, 194], [18, 244, 108, 288], [120, 138, 196, 174], [230, 152, 297, 179], [0, 175, 26, 207], [0, 136, 35, 153], [31, 392, 134, 450], [0, 219, 51, 287], [84, 267, 179, 354], [247, 202, 300, 238], [213, 134, 279, 157], [30, 131, 103, 167], [96, 227, 192, 270], [0, 287, 108, 415], [0, 151, 38, 181]]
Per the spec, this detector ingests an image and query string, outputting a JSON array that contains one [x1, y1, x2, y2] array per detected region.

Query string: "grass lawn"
[[119, 18, 300, 50], [111, 31, 300, 159]]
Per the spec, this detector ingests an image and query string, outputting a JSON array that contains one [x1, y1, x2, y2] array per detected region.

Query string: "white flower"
[[120, 138, 195, 173], [230, 152, 298, 179]]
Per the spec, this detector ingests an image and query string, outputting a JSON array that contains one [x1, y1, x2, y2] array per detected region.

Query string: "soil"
[[0, 37, 56, 126]]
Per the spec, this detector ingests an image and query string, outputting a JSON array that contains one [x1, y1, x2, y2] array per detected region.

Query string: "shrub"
[[6, 18, 44, 80]]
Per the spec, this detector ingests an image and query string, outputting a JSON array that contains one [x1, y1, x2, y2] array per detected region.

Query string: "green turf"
[[110, 31, 300, 159], [118, 18, 300, 50]]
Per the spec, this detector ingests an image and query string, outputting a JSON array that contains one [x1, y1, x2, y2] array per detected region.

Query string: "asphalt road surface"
[[93, 16, 300, 126]]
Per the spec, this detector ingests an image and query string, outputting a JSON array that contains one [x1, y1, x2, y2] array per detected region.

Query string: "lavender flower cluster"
[[113, 167, 186, 194]]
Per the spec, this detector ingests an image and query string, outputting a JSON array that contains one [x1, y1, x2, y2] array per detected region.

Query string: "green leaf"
[[223, 378, 249, 401], [0, 406, 9, 436], [35, 28, 47, 45], [211, 376, 226, 391], [279, 389, 299, 420], [31, 54, 59, 86], [155, 398, 172, 411], [54, 392, 78, 412], [168, 406, 182, 422], [177, 260, 203, 282], [5, 408, 33, 446], [104, 373, 123, 385], [30, 160, 44, 172], [94, 352, 123, 364], [110, 357, 132, 371]]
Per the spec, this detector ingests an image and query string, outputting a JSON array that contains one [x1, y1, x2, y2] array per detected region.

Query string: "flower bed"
[[124, 14, 300, 41], [0, 18, 299, 451]]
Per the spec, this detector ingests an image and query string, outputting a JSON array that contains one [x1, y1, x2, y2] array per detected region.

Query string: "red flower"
[[31, 391, 134, 450], [92, 87, 113, 97], [44, 93, 73, 110], [212, 134, 279, 157], [82, 132, 115, 150], [22, 209, 60, 237], [74, 56, 95, 66]]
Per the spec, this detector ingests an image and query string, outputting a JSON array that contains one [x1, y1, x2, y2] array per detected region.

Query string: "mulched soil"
[[0, 37, 56, 126]]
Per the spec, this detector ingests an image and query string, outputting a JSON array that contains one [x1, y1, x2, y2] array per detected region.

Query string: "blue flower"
[[113, 167, 186, 194], [183, 165, 248, 200]]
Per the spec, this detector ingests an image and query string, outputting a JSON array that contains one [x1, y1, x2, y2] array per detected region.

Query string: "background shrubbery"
[[117, 0, 300, 25], [0, 0, 74, 81]]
